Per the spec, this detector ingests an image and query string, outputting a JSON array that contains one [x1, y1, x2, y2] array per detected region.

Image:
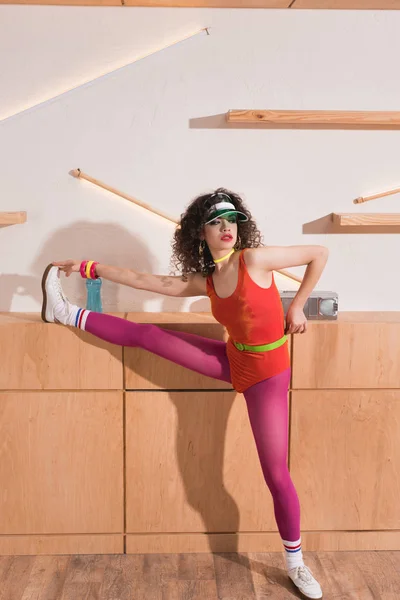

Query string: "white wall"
[[1, 7, 399, 313]]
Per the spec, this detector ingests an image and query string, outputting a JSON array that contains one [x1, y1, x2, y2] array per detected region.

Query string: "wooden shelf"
[[0, 1, 398, 7], [0, 212, 27, 226], [227, 110, 400, 128], [303, 213, 400, 234], [0, 1, 289, 7], [293, 1, 400, 8]]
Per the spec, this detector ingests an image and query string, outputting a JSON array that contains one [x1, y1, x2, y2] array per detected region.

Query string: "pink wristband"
[[90, 262, 99, 280], [80, 261, 88, 279]]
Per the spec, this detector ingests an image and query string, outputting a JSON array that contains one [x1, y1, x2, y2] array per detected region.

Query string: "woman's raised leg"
[[42, 265, 231, 383]]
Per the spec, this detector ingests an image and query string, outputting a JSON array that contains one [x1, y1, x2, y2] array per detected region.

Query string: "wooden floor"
[[0, 551, 399, 599]]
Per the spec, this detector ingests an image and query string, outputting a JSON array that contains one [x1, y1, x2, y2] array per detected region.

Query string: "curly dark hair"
[[169, 187, 263, 280]]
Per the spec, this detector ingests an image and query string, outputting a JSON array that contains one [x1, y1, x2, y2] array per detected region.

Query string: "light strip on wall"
[[0, 27, 210, 123]]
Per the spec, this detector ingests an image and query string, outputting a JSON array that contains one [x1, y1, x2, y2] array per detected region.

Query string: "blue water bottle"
[[86, 278, 103, 312]]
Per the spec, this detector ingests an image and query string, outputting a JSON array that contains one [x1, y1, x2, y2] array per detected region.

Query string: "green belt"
[[233, 334, 287, 353]]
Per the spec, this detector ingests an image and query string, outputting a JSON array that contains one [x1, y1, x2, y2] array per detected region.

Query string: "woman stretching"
[[42, 188, 328, 599]]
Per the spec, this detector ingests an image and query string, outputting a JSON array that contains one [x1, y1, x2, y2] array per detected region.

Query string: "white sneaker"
[[288, 565, 323, 599], [41, 264, 73, 325]]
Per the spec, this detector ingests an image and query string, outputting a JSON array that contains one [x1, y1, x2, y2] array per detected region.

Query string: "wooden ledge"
[[227, 110, 400, 128], [0, 1, 398, 7], [0, 212, 27, 226], [0, 312, 127, 325], [303, 213, 400, 234], [0, 0, 289, 6], [2, 312, 400, 326], [0, 312, 217, 326]]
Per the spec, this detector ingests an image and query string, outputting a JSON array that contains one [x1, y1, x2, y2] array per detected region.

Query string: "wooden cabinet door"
[[0, 392, 124, 534], [125, 322, 232, 390], [125, 391, 277, 533], [292, 322, 400, 389], [290, 390, 400, 530], [0, 321, 123, 390]]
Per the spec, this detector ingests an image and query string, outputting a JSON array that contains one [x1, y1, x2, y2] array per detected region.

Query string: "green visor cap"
[[204, 207, 249, 225]]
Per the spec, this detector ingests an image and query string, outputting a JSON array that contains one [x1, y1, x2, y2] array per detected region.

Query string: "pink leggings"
[[86, 312, 300, 541]]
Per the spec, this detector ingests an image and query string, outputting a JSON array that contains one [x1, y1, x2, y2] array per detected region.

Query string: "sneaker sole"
[[41, 263, 54, 323], [290, 579, 323, 600]]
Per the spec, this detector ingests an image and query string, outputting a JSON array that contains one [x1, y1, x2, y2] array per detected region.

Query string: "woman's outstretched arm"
[[52, 260, 207, 297]]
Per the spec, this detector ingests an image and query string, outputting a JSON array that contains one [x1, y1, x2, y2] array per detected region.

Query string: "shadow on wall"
[[2, 221, 246, 555], [1, 220, 210, 313]]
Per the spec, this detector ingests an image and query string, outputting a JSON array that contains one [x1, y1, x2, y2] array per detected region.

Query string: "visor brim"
[[204, 210, 248, 225]]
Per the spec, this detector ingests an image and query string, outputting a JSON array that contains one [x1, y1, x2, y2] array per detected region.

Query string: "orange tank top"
[[206, 248, 290, 393]]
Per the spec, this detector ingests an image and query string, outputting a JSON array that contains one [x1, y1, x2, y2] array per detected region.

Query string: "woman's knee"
[[121, 321, 155, 347], [133, 323, 160, 348], [263, 464, 292, 494]]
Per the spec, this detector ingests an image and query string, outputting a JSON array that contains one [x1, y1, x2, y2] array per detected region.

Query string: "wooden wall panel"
[[291, 321, 400, 389], [0, 0, 290, 6], [0, 315, 123, 390], [0, 392, 124, 534], [2, 0, 398, 6], [123, 0, 289, 5], [293, 0, 400, 8], [1, 311, 400, 554], [290, 390, 400, 530], [0, 0, 121, 4], [125, 391, 277, 533], [0, 535, 123, 556], [126, 530, 400, 554], [124, 321, 232, 390]]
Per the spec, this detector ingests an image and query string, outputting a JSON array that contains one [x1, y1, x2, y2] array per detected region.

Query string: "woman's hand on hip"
[[285, 305, 307, 335]]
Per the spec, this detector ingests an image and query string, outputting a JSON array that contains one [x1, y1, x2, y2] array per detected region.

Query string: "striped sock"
[[66, 306, 91, 330], [282, 537, 304, 571]]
